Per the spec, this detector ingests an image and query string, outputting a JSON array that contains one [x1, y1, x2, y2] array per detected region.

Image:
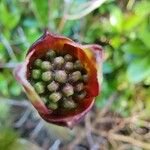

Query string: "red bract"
[[14, 30, 103, 128]]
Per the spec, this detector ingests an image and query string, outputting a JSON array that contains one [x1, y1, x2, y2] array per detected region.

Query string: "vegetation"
[[0, 0, 150, 149]]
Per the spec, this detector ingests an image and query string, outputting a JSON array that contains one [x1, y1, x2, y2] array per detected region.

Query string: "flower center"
[[29, 50, 88, 111]]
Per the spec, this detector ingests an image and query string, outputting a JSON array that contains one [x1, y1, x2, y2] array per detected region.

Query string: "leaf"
[[96, 78, 115, 108], [103, 61, 114, 74], [24, 28, 41, 44], [122, 40, 148, 55], [113, 49, 124, 67], [31, 0, 48, 27], [144, 76, 150, 85], [0, 74, 9, 96], [110, 36, 121, 49], [124, 0, 150, 31], [137, 21, 150, 49], [23, 18, 38, 28], [0, 127, 19, 150], [127, 56, 150, 83], [0, 44, 7, 63], [0, 102, 10, 120], [9, 81, 22, 96], [109, 6, 123, 32], [134, 0, 150, 17], [124, 14, 142, 31], [0, 2, 20, 29], [66, 0, 107, 20], [84, 22, 103, 43]]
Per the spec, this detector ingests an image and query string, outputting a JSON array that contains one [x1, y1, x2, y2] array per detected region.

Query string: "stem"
[[0, 34, 17, 61], [66, 0, 107, 20], [0, 62, 21, 69], [17, 27, 30, 48]]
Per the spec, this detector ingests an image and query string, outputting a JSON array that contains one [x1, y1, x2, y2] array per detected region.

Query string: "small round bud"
[[54, 70, 67, 83], [49, 92, 62, 102], [42, 71, 52, 81], [63, 100, 77, 109], [69, 71, 82, 82], [64, 62, 73, 71], [62, 84, 74, 97], [41, 61, 52, 70], [74, 60, 83, 70], [53, 56, 64, 68], [47, 81, 59, 92], [75, 82, 84, 92], [34, 59, 42, 67], [34, 82, 45, 94], [46, 50, 56, 59], [48, 101, 58, 110], [41, 97, 47, 103], [83, 74, 88, 82], [64, 54, 73, 61], [31, 69, 41, 79], [76, 91, 87, 100]]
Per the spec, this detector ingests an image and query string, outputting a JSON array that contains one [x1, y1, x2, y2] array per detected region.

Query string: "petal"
[[82, 44, 103, 92], [27, 29, 72, 56], [14, 54, 50, 115], [40, 97, 94, 129], [63, 42, 99, 97]]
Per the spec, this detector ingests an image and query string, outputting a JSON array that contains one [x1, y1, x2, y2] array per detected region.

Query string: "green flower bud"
[[49, 92, 62, 102], [69, 71, 81, 82], [42, 71, 52, 81], [63, 100, 77, 109], [34, 59, 42, 67], [64, 62, 73, 71], [41, 61, 52, 70], [64, 54, 73, 61], [62, 84, 74, 97], [74, 60, 83, 70], [34, 82, 45, 94], [46, 50, 56, 59], [83, 74, 88, 82], [75, 82, 84, 92], [54, 70, 67, 83], [53, 56, 64, 68], [48, 101, 58, 110], [47, 81, 59, 92], [76, 91, 87, 100], [31, 69, 41, 79]]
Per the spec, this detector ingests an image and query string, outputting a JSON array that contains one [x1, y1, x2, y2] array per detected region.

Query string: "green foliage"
[[109, 6, 123, 32], [0, 127, 19, 150], [127, 56, 150, 83], [0, 1, 20, 30], [31, 0, 49, 27], [0, 73, 9, 96], [0, 102, 10, 120], [0, 0, 150, 127], [88, 0, 150, 116]]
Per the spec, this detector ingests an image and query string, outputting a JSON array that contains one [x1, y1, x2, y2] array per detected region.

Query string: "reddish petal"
[[62, 43, 99, 97], [14, 60, 50, 115], [27, 29, 72, 55], [40, 97, 94, 129], [82, 44, 103, 92]]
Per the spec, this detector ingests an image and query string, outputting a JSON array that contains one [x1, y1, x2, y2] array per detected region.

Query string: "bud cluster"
[[29, 50, 88, 112]]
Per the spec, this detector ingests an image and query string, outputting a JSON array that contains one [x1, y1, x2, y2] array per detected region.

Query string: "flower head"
[[14, 30, 103, 128]]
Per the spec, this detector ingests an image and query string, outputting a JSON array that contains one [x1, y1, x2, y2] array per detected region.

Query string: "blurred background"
[[0, 0, 150, 149]]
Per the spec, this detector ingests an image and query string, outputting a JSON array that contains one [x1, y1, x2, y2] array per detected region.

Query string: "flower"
[[14, 30, 103, 128]]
